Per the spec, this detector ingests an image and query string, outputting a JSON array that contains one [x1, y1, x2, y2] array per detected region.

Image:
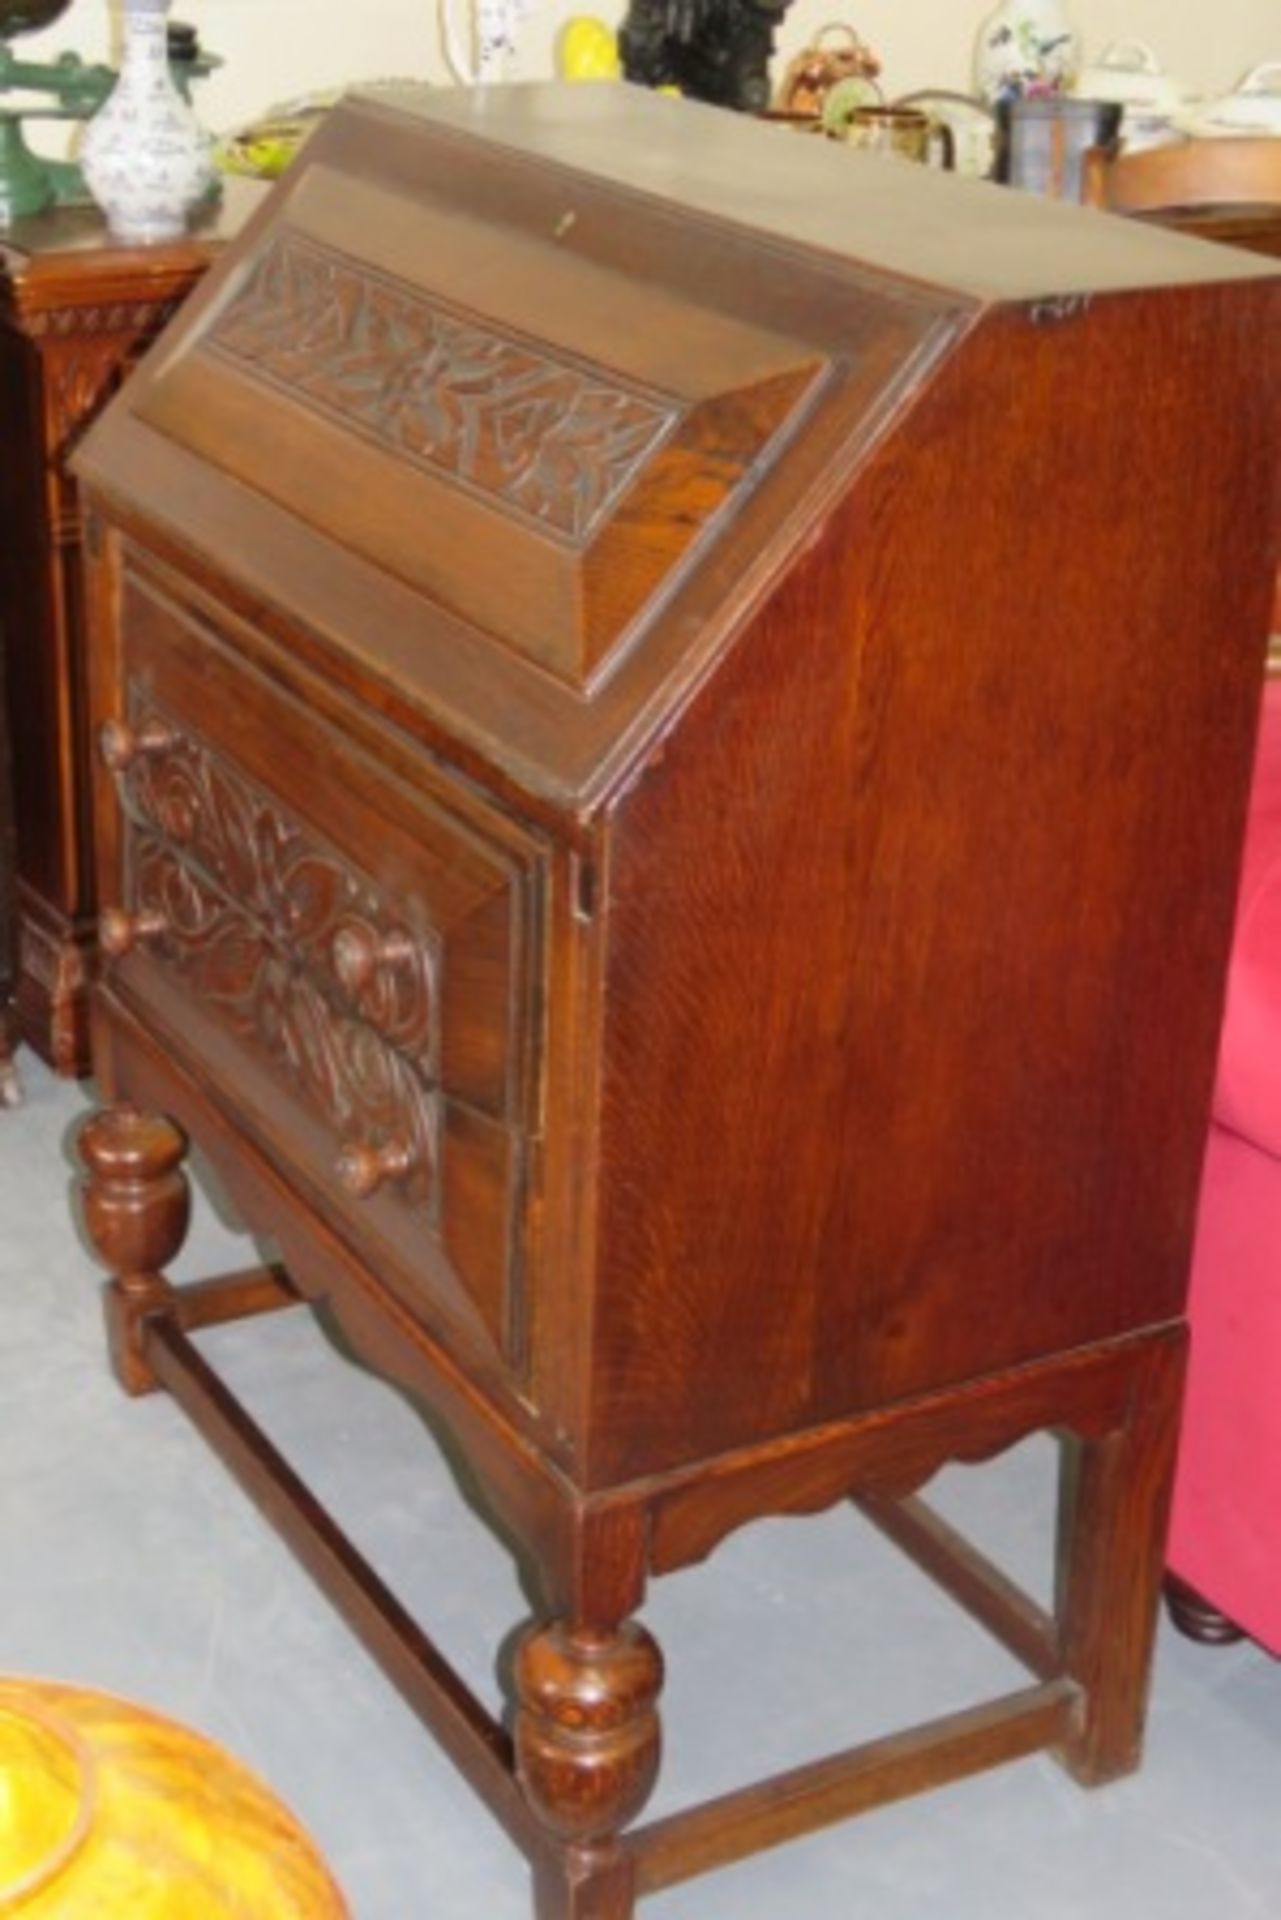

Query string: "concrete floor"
[[3, 1046, 1280, 1918]]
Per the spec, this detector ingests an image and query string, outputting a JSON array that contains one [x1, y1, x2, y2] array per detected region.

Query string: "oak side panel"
[[585, 281, 1278, 1484]]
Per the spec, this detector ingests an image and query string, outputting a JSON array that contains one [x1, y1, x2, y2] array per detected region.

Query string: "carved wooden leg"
[[78, 1103, 191, 1397], [1054, 1332, 1186, 1786], [1163, 1574, 1246, 1647], [515, 1620, 664, 1920]]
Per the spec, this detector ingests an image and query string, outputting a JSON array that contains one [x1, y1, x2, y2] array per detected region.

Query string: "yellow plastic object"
[[558, 17, 621, 81], [0, 1680, 348, 1916], [215, 113, 324, 179]]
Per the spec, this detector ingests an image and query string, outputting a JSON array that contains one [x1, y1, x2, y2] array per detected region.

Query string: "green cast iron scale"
[[0, 0, 216, 224]]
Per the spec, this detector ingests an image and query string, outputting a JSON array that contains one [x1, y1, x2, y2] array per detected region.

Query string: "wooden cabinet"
[[72, 88, 1281, 1917], [0, 619, 16, 1105], [0, 184, 261, 1072]]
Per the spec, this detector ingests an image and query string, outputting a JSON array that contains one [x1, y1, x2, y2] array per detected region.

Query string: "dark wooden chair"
[[1083, 137, 1281, 257]]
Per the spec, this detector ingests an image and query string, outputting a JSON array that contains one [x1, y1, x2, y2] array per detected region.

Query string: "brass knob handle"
[[100, 718, 175, 773], [331, 925, 416, 997], [99, 906, 167, 958], [335, 1137, 417, 1199]]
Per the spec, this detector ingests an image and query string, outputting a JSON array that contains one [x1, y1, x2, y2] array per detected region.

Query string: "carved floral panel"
[[206, 234, 679, 545], [117, 703, 440, 1211], [37, 301, 179, 479]]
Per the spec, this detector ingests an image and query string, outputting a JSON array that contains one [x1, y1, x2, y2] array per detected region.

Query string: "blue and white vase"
[[81, 0, 214, 244], [974, 0, 1078, 106]]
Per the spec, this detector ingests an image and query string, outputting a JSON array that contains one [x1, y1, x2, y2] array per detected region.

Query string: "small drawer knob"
[[331, 925, 416, 997], [99, 906, 168, 958], [100, 718, 175, 773], [335, 1137, 418, 1199]]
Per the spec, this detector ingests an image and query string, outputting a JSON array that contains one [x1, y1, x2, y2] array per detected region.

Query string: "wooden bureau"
[[71, 87, 1280, 1917], [0, 183, 260, 1073]]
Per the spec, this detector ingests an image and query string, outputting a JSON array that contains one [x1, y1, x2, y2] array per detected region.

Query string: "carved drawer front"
[[100, 569, 545, 1376]]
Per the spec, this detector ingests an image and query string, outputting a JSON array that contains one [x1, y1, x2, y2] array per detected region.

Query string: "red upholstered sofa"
[[1166, 673, 1281, 1656]]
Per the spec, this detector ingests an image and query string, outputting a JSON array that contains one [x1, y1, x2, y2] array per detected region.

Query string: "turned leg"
[[78, 1103, 191, 1396], [0, 1008, 19, 1108], [1163, 1575, 1246, 1647], [515, 1619, 664, 1920], [1054, 1332, 1187, 1785]]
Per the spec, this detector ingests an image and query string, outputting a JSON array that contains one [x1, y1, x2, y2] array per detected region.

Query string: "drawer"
[[99, 568, 547, 1375]]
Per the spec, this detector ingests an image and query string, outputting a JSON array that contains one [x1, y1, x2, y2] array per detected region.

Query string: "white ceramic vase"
[[974, 0, 1078, 106], [81, 0, 214, 244], [440, 0, 537, 84]]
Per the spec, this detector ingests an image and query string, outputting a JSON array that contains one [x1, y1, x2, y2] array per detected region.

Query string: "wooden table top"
[[0, 176, 270, 314]]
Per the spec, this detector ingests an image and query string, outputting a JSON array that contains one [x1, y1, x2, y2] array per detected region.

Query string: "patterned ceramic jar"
[[80, 0, 214, 244], [442, 0, 538, 84], [974, 0, 1078, 106]]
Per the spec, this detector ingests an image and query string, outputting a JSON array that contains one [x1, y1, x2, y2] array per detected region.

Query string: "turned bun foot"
[[1164, 1575, 1247, 1647], [515, 1621, 664, 1846], [515, 1620, 663, 1918], [0, 1048, 21, 1108], [78, 1103, 191, 1395]]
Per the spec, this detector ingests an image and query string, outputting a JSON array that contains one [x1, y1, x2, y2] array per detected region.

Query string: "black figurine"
[[618, 0, 795, 115]]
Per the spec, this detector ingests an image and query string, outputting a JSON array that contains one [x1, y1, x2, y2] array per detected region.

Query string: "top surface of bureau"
[[75, 86, 1276, 820]]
